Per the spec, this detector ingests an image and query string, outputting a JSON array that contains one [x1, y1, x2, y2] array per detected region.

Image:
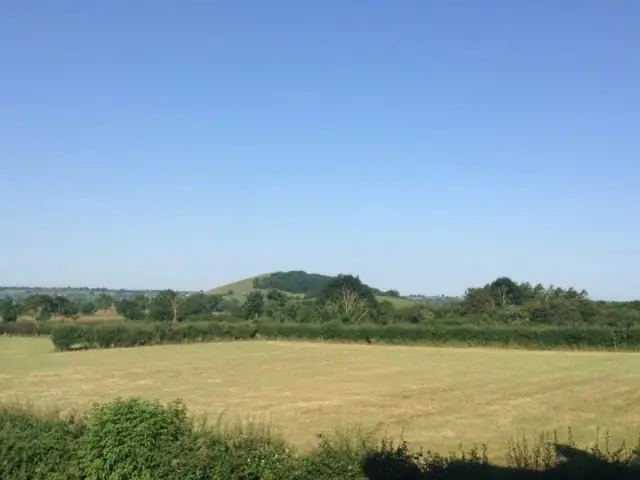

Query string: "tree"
[[266, 289, 287, 306], [0, 298, 21, 323], [243, 291, 264, 319], [149, 290, 184, 323], [178, 292, 223, 321], [488, 277, 524, 306], [326, 286, 370, 324], [461, 287, 495, 315], [22, 294, 56, 322], [80, 300, 98, 316], [318, 274, 377, 307], [116, 298, 146, 321], [53, 296, 80, 319], [95, 293, 115, 312]]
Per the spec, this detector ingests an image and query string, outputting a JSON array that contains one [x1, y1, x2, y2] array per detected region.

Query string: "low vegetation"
[[1, 397, 638, 479]]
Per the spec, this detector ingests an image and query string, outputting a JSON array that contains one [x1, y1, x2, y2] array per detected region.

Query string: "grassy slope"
[[2, 337, 638, 461], [207, 274, 269, 296]]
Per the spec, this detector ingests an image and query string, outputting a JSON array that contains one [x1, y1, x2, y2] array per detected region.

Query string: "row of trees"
[[1, 275, 639, 327], [0, 292, 117, 322]]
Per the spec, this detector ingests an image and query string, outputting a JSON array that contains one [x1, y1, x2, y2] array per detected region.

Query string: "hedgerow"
[[49, 321, 640, 352]]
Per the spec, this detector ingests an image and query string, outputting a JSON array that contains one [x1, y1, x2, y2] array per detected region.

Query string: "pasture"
[[1, 337, 638, 460]]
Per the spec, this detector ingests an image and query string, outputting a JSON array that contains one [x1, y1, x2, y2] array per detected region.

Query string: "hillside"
[[206, 271, 418, 307], [207, 274, 269, 296]]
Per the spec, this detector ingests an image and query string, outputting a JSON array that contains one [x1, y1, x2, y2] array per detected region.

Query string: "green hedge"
[[49, 321, 640, 351], [0, 321, 53, 336], [0, 398, 638, 479]]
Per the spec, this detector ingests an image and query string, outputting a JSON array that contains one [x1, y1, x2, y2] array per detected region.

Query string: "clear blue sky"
[[1, 2, 639, 300]]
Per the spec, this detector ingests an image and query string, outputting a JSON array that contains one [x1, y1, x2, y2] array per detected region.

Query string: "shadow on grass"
[[362, 443, 640, 479]]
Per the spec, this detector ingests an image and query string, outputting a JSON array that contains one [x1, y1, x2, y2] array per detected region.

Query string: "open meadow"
[[1, 337, 639, 460]]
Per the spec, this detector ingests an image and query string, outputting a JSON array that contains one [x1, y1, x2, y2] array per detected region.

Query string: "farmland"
[[1, 337, 638, 461]]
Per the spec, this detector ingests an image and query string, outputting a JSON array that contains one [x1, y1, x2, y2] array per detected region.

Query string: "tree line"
[[2, 274, 639, 327], [0, 272, 640, 327]]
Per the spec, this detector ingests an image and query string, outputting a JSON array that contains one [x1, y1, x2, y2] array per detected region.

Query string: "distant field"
[[1, 338, 638, 460], [17, 308, 125, 324]]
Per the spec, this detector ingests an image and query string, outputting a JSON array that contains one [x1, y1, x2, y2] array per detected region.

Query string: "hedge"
[[1, 398, 638, 479], [48, 321, 640, 352]]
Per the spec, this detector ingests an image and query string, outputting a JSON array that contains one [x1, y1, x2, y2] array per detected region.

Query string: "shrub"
[[0, 404, 85, 480], [78, 398, 193, 480], [0, 321, 52, 336], [51, 324, 91, 351]]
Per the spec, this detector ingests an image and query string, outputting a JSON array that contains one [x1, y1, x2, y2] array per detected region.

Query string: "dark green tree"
[[243, 291, 265, 319], [22, 294, 56, 322], [488, 277, 524, 306], [149, 290, 184, 323], [460, 287, 495, 315], [178, 292, 223, 321], [80, 300, 98, 316], [95, 293, 115, 312], [116, 298, 146, 321], [0, 298, 21, 322], [318, 274, 377, 306]]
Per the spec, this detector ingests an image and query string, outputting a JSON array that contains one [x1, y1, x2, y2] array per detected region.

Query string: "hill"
[[206, 271, 418, 307]]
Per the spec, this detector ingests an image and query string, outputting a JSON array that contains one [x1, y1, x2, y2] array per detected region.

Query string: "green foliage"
[[80, 300, 98, 315], [319, 274, 377, 306], [94, 292, 115, 311], [0, 400, 638, 479], [149, 289, 183, 323], [0, 298, 21, 322], [46, 320, 640, 352], [78, 398, 192, 479], [0, 320, 52, 336], [0, 404, 85, 480], [253, 270, 333, 295], [50, 321, 258, 350], [115, 298, 147, 321], [243, 290, 265, 319], [51, 324, 91, 351]]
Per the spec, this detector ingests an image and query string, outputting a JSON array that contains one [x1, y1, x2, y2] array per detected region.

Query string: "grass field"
[[1, 338, 638, 460]]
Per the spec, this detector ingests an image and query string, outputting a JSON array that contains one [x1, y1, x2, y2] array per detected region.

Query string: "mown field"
[[1, 337, 638, 460]]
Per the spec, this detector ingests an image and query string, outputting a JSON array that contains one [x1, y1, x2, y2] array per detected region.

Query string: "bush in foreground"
[[0, 398, 639, 479]]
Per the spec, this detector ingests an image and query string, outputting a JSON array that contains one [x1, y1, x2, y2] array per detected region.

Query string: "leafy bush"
[[78, 398, 193, 479], [0, 404, 85, 480]]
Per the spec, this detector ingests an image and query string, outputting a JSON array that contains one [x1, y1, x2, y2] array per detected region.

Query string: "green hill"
[[206, 271, 418, 307]]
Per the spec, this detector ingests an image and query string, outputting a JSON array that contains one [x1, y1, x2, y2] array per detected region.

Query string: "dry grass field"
[[1, 337, 639, 459]]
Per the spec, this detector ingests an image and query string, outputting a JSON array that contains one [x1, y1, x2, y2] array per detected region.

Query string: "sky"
[[1, 1, 639, 300]]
